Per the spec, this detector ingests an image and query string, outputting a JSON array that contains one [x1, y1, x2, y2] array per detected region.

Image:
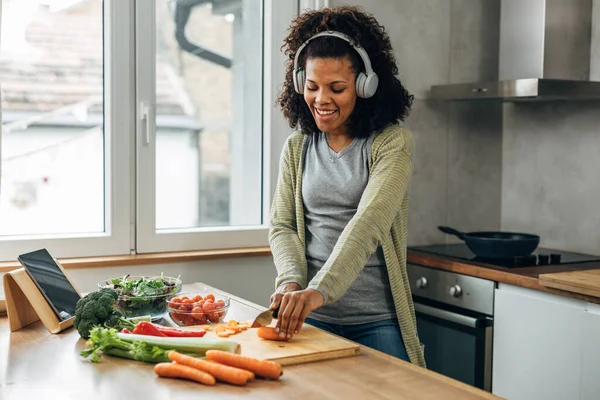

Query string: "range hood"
[[429, 0, 600, 101]]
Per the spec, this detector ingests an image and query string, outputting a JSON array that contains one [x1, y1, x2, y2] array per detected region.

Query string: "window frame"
[[0, 0, 134, 261], [134, 0, 298, 253]]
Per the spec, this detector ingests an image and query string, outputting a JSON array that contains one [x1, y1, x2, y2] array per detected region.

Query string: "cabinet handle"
[[414, 302, 487, 328]]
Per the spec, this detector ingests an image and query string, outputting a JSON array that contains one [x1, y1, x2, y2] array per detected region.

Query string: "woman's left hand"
[[275, 289, 324, 339]]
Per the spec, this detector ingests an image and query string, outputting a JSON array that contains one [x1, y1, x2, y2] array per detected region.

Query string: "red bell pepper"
[[131, 321, 207, 337], [132, 321, 167, 337], [153, 325, 207, 338]]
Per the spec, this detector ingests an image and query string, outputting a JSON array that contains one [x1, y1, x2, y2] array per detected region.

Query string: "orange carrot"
[[154, 362, 216, 386], [168, 351, 253, 385], [257, 326, 290, 341], [205, 350, 283, 380], [201, 359, 255, 381]]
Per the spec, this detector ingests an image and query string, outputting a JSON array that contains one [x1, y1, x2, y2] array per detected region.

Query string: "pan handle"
[[438, 226, 466, 240]]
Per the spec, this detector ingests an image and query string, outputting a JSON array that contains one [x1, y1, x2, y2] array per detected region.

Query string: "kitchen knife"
[[250, 306, 279, 328]]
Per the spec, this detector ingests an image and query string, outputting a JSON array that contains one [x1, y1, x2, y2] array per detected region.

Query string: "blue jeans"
[[305, 317, 410, 362]]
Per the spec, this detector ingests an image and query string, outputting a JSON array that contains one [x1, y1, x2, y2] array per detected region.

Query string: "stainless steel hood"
[[429, 0, 600, 101]]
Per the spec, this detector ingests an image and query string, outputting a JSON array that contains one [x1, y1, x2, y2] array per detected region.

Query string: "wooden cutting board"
[[202, 324, 360, 366], [539, 269, 600, 297]]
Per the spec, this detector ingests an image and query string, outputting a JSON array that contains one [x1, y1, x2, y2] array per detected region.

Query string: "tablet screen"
[[18, 249, 81, 321]]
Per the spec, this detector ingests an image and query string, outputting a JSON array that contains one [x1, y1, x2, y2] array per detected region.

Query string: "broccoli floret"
[[79, 301, 98, 320], [97, 292, 117, 309], [73, 289, 122, 339], [73, 288, 149, 339], [76, 320, 98, 340], [103, 311, 123, 328]]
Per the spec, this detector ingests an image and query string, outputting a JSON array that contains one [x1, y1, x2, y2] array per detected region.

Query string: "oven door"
[[414, 300, 493, 392]]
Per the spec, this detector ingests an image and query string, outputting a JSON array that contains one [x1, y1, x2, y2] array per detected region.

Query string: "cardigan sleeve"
[[268, 135, 308, 289], [306, 127, 414, 303]]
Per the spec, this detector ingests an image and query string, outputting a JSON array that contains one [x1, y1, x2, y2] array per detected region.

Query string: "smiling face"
[[303, 56, 357, 137]]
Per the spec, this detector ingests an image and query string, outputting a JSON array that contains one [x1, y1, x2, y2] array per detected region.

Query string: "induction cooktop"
[[408, 243, 600, 268]]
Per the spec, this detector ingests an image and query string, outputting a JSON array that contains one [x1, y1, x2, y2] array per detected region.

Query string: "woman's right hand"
[[269, 282, 302, 311]]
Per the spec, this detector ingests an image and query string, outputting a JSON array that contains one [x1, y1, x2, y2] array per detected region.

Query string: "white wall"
[[2, 256, 277, 308]]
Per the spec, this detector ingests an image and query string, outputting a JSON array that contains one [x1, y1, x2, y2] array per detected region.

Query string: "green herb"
[[109, 275, 177, 297], [103, 275, 181, 318]]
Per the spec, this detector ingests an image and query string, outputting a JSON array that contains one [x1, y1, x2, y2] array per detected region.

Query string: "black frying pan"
[[438, 226, 540, 259]]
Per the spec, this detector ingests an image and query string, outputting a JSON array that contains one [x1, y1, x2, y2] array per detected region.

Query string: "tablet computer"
[[17, 249, 82, 321]]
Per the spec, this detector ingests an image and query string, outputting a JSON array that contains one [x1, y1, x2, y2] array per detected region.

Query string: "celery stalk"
[[81, 327, 240, 363], [103, 348, 170, 363], [117, 332, 241, 355]]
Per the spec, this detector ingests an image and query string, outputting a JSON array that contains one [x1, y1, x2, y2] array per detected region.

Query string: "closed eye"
[[306, 87, 345, 94]]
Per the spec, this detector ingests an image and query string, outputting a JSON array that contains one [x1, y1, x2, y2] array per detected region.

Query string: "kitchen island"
[[0, 283, 501, 400]]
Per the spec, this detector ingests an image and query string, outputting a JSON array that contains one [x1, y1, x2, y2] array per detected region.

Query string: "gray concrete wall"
[[330, 0, 503, 244], [501, 102, 600, 255], [499, 2, 600, 255]]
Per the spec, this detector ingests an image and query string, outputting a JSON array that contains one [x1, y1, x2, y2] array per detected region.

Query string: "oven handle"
[[414, 303, 490, 328]]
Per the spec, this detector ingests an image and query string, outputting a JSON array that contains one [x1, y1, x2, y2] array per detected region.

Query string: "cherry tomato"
[[191, 306, 204, 319], [170, 312, 184, 323], [182, 315, 195, 326], [215, 300, 225, 309], [208, 312, 220, 323]]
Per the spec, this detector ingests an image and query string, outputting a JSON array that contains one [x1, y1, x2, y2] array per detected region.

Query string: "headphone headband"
[[292, 30, 379, 98], [292, 30, 374, 75]]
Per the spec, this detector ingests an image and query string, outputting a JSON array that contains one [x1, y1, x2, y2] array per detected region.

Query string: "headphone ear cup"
[[356, 72, 378, 99], [293, 69, 306, 94], [363, 73, 379, 99], [355, 72, 366, 98]]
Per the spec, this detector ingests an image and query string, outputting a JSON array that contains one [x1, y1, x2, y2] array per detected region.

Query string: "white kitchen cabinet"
[[581, 302, 600, 400], [492, 283, 586, 400]]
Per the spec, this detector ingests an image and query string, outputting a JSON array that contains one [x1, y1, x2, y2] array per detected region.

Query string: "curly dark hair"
[[277, 6, 413, 139]]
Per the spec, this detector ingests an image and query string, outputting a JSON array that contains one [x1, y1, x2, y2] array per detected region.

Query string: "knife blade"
[[251, 306, 279, 328]]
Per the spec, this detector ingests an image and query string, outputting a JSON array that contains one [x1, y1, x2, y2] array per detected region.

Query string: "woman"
[[268, 5, 425, 367]]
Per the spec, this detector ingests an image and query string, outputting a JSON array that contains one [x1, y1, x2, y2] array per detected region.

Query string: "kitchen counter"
[[0, 283, 501, 400], [408, 249, 600, 303]]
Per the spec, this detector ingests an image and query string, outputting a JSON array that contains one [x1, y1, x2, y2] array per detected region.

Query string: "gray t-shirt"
[[302, 132, 396, 324]]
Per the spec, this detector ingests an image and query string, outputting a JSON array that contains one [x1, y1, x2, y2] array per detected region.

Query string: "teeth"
[[316, 108, 335, 115]]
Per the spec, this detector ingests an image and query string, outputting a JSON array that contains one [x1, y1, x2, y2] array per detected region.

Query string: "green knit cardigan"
[[268, 123, 425, 367]]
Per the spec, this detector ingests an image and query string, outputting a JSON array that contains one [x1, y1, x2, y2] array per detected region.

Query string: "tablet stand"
[[3, 268, 75, 334]]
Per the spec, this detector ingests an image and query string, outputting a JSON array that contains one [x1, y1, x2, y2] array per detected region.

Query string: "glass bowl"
[[167, 292, 230, 327], [98, 275, 182, 321]]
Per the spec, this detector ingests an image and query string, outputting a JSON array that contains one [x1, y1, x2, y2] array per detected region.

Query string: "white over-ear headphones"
[[292, 30, 379, 99]]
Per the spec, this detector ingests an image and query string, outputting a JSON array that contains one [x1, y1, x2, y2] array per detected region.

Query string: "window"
[[0, 0, 131, 259], [0, 0, 297, 261], [1, 0, 104, 237]]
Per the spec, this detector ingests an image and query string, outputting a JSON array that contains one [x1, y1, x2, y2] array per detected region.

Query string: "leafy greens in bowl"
[[98, 274, 182, 321]]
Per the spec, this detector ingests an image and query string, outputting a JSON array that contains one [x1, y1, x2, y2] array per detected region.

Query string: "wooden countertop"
[[0, 283, 501, 400], [408, 249, 600, 303]]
